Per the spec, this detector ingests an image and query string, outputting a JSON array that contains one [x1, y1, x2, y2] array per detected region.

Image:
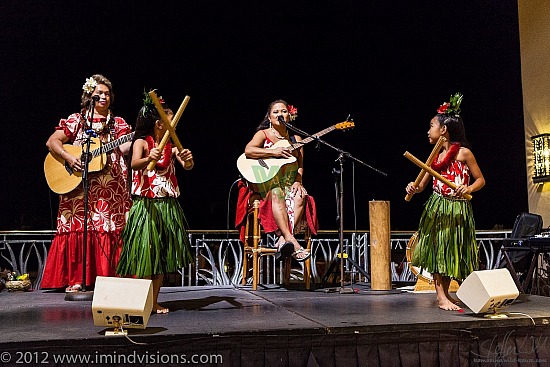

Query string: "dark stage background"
[[0, 1, 527, 232]]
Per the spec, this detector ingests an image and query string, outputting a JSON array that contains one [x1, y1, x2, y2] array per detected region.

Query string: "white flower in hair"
[[82, 77, 98, 94]]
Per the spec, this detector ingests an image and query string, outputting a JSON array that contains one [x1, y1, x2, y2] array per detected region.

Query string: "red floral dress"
[[41, 113, 132, 289]]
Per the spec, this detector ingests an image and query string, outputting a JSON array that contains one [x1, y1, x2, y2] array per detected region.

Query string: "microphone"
[[91, 95, 100, 102], [277, 115, 285, 124]]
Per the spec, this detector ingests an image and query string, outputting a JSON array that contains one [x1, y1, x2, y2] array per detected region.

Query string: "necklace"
[[84, 111, 112, 136], [271, 126, 287, 140], [431, 143, 460, 172]]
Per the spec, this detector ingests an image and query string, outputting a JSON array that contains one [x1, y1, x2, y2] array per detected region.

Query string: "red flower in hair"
[[436, 93, 463, 116], [437, 102, 450, 114], [288, 105, 297, 115], [288, 105, 298, 121]]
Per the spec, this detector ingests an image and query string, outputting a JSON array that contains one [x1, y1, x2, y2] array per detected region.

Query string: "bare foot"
[[446, 294, 461, 305], [437, 297, 462, 311], [153, 304, 169, 314]]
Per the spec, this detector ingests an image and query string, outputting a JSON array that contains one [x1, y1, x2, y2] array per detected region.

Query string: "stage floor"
[[1, 283, 550, 366]]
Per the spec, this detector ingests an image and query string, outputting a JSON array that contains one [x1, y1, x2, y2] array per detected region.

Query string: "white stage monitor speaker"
[[456, 268, 519, 314], [92, 276, 153, 329]]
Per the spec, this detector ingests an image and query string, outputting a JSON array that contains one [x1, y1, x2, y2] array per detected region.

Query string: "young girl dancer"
[[406, 93, 485, 311], [117, 92, 194, 314]]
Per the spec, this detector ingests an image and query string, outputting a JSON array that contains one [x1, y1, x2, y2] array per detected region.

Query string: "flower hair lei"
[[437, 92, 463, 116]]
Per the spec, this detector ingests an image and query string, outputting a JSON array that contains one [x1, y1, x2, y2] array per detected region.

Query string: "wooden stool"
[[242, 199, 312, 290]]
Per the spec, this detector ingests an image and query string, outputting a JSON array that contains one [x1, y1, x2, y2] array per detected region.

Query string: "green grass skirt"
[[411, 192, 478, 280], [117, 196, 193, 277]]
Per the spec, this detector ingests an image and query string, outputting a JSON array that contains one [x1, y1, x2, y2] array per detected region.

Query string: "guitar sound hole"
[[64, 161, 73, 175]]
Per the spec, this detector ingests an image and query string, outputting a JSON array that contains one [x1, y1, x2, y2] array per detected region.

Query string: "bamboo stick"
[[403, 151, 473, 200], [146, 92, 190, 171], [405, 136, 446, 201]]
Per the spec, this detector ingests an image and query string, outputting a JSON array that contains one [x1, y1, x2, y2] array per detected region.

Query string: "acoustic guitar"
[[44, 133, 134, 194], [236, 121, 354, 193]]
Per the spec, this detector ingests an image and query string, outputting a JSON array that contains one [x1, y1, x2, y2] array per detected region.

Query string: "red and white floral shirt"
[[433, 160, 470, 197], [131, 139, 179, 198]]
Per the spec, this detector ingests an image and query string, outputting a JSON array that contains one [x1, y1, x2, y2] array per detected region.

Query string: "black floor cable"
[[226, 178, 242, 239]]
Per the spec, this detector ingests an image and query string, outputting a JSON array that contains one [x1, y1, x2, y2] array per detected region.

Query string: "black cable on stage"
[[226, 177, 242, 239]]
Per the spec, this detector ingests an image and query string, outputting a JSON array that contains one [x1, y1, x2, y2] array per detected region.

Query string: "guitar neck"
[[92, 133, 135, 157], [290, 125, 336, 150]]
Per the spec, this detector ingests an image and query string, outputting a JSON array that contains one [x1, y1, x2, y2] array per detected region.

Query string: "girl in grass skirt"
[[406, 93, 485, 311], [117, 92, 194, 314]]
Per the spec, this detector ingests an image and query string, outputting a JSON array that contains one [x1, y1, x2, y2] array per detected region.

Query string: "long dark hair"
[[125, 95, 172, 190], [436, 114, 470, 149], [256, 99, 289, 131]]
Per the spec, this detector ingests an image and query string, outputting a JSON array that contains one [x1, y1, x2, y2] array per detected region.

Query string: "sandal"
[[65, 284, 82, 293], [152, 304, 170, 314], [275, 242, 294, 261], [291, 247, 311, 262]]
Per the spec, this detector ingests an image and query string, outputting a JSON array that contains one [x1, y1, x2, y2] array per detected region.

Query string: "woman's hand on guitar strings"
[[271, 147, 293, 158], [66, 154, 82, 172]]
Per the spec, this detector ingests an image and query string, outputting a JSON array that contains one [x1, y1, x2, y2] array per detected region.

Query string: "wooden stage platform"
[[1, 282, 550, 366]]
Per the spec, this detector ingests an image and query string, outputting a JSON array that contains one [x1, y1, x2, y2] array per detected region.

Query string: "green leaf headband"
[[437, 92, 463, 116], [141, 89, 164, 117]]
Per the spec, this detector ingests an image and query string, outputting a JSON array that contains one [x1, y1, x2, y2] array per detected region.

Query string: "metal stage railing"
[[4, 229, 541, 293], [188, 229, 523, 289]]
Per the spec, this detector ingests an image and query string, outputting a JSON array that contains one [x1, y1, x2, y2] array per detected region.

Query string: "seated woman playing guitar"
[[237, 99, 315, 262]]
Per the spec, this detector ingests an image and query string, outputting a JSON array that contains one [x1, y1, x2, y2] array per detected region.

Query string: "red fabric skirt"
[[41, 231, 122, 289], [235, 180, 319, 242]]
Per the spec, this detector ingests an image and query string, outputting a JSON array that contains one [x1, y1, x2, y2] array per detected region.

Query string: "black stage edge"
[[1, 284, 550, 367]]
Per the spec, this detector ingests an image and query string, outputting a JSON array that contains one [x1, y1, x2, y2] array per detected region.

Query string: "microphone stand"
[[282, 118, 387, 294], [65, 100, 96, 302]]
